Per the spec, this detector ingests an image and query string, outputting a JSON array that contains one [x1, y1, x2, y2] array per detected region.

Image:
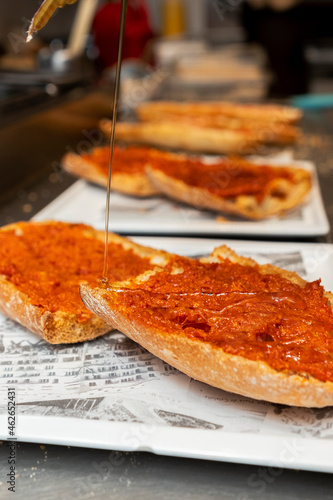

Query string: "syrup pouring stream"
[[102, 0, 128, 280]]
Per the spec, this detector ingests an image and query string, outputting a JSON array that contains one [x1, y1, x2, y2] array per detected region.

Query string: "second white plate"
[[34, 157, 329, 237]]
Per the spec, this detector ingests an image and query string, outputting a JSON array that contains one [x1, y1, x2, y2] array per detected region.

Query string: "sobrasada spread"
[[147, 156, 297, 202], [109, 256, 333, 383], [0, 223, 154, 323], [82, 145, 158, 176]]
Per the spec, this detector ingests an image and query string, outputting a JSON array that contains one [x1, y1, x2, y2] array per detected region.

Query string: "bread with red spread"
[[81, 245, 333, 407], [145, 155, 311, 219], [0, 221, 169, 344], [62, 145, 160, 197], [100, 119, 260, 155], [136, 101, 302, 124], [137, 101, 301, 145]]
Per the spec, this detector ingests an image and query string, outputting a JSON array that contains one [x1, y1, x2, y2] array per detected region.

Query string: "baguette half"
[[136, 101, 303, 125], [62, 145, 160, 197], [100, 119, 260, 155], [137, 103, 301, 145], [0, 221, 169, 344], [81, 246, 333, 407], [145, 156, 311, 219]]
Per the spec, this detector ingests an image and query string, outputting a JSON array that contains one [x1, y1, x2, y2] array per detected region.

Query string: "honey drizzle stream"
[[102, 0, 128, 281]]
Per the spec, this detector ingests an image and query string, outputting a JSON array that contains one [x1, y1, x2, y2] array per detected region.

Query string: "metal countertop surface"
[[1, 441, 333, 500]]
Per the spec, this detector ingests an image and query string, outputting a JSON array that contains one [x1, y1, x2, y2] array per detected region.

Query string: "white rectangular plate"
[[1, 238, 333, 472], [33, 155, 329, 237]]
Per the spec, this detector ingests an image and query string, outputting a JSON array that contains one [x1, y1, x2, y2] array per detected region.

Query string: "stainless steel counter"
[[0, 84, 111, 212], [1, 441, 333, 500]]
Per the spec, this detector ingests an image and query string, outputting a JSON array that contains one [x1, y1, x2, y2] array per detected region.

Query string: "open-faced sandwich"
[[62, 145, 162, 197], [145, 154, 311, 219], [136, 100, 303, 125], [2, 220, 332, 407], [0, 221, 169, 343], [99, 99, 302, 154], [100, 118, 261, 155], [136, 101, 302, 145], [62, 142, 311, 219], [81, 244, 333, 408]]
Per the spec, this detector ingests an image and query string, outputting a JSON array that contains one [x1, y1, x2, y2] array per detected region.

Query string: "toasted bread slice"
[[137, 104, 301, 145], [62, 145, 161, 197], [136, 101, 303, 125], [100, 119, 260, 155], [81, 246, 333, 407], [145, 155, 311, 219], [0, 221, 169, 344]]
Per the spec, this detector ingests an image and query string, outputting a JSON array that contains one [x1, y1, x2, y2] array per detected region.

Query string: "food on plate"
[[100, 99, 303, 153], [64, 137, 311, 219], [0, 221, 169, 344], [62, 145, 164, 197], [81, 245, 333, 407], [100, 119, 260, 155], [145, 155, 311, 219], [137, 101, 301, 145], [27, 0, 78, 42], [136, 101, 303, 125]]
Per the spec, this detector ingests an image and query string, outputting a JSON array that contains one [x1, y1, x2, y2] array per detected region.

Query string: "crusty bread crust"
[[136, 101, 303, 124], [62, 150, 159, 197], [100, 119, 260, 155], [80, 245, 333, 407], [145, 161, 311, 219], [0, 221, 169, 344], [137, 104, 301, 145], [0, 276, 109, 344]]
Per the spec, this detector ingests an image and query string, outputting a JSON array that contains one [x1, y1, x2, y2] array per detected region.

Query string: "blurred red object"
[[92, 0, 154, 69]]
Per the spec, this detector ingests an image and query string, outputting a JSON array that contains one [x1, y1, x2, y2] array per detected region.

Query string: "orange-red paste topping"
[[112, 257, 333, 382], [0, 223, 154, 323], [83, 145, 159, 176], [149, 157, 296, 202]]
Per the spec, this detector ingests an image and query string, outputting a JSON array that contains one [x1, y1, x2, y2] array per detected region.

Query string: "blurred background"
[[1, 0, 333, 97], [0, 0, 333, 222]]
